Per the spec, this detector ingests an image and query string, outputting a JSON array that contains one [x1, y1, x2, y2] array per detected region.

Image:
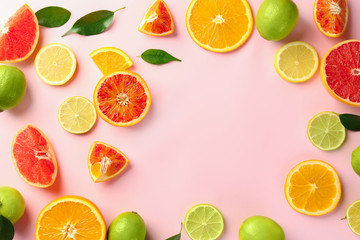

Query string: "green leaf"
[[165, 223, 182, 240], [141, 49, 181, 65], [36, 6, 71, 28], [0, 216, 14, 240], [339, 114, 360, 131], [62, 7, 125, 37]]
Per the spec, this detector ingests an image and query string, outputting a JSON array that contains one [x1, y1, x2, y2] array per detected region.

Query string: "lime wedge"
[[307, 111, 345, 151], [347, 200, 360, 236], [184, 204, 224, 240]]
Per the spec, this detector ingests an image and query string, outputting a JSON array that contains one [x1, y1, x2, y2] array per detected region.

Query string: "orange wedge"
[[284, 160, 341, 216], [139, 0, 174, 36]]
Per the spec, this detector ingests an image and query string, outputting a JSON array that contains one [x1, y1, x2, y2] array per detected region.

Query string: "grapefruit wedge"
[[11, 125, 57, 188], [0, 4, 39, 62]]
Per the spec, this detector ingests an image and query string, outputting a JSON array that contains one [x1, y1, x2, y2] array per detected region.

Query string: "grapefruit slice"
[[0, 4, 39, 63], [314, 0, 348, 37], [138, 0, 174, 36], [93, 70, 151, 127], [11, 125, 57, 188], [321, 40, 360, 106], [88, 142, 129, 182]]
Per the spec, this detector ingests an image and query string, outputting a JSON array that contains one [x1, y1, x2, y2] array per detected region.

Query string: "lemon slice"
[[275, 41, 319, 82], [58, 96, 97, 134], [184, 204, 224, 240], [307, 111, 346, 151], [347, 200, 360, 236]]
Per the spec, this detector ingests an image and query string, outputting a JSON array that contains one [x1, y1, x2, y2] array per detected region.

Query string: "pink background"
[[1, 0, 360, 239]]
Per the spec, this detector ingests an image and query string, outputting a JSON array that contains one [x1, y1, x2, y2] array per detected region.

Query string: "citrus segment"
[[346, 200, 360, 236], [0, 4, 39, 62], [284, 160, 341, 216], [94, 71, 151, 127], [88, 142, 129, 182], [139, 0, 174, 36], [186, 0, 253, 52], [35, 195, 106, 240], [35, 43, 77, 85], [313, 0, 348, 37], [11, 125, 57, 188], [90, 47, 133, 76], [275, 41, 319, 83]]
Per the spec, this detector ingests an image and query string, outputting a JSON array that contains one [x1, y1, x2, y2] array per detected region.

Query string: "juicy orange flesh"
[[91, 51, 131, 76], [89, 143, 128, 179], [96, 74, 148, 123], [288, 164, 337, 212], [12, 126, 55, 186], [324, 41, 360, 103], [315, 0, 347, 35], [37, 201, 103, 239], [140, 0, 173, 34], [0, 5, 38, 61], [188, 0, 250, 49]]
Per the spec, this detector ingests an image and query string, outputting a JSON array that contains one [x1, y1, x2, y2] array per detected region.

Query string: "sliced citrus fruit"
[[35, 43, 77, 85], [35, 195, 106, 240], [186, 0, 253, 52], [90, 47, 133, 76], [313, 0, 348, 37], [184, 204, 224, 240], [307, 111, 346, 151], [0, 4, 39, 63], [275, 41, 319, 83], [138, 0, 174, 36], [11, 125, 57, 188], [321, 40, 360, 106], [88, 141, 129, 182], [284, 160, 341, 216], [58, 96, 97, 134], [94, 70, 151, 127], [346, 199, 360, 236]]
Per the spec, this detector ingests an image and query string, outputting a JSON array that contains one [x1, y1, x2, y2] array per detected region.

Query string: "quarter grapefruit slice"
[[0, 4, 39, 62], [11, 125, 57, 188], [321, 40, 360, 106]]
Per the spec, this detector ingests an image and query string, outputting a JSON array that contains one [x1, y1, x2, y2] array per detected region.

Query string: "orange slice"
[[93, 70, 151, 127], [35, 195, 106, 240], [314, 0, 348, 37], [138, 0, 174, 36], [284, 160, 341, 216], [88, 141, 129, 182], [186, 0, 253, 52]]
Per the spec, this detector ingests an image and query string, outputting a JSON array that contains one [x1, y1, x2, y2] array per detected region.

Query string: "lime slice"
[[58, 96, 97, 134], [307, 111, 346, 151], [184, 204, 224, 240], [347, 200, 360, 236]]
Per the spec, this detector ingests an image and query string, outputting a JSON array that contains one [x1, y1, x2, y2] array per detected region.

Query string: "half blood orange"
[[11, 125, 57, 188], [313, 0, 348, 37], [138, 0, 174, 36], [0, 4, 39, 62], [321, 40, 360, 106], [94, 70, 151, 127], [88, 142, 129, 182]]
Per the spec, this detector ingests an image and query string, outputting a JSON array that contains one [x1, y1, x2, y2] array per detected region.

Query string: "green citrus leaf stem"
[[0, 216, 14, 240], [36, 6, 71, 28], [140, 49, 181, 65], [339, 114, 360, 131]]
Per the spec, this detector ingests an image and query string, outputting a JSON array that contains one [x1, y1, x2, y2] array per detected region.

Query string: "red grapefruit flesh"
[[0, 4, 39, 63], [11, 125, 57, 188]]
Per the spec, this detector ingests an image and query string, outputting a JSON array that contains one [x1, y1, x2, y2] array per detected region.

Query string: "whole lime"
[[108, 211, 146, 240], [256, 0, 299, 41], [0, 186, 25, 224], [351, 146, 360, 176], [0, 65, 26, 112], [239, 216, 285, 240]]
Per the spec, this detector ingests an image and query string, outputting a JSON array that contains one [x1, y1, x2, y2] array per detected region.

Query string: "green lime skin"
[[239, 216, 285, 240], [108, 212, 146, 240], [0, 186, 25, 224], [352, 146, 360, 176], [256, 0, 299, 41], [0, 65, 27, 112]]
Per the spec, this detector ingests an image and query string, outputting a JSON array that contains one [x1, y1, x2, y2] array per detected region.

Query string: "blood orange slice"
[[94, 70, 151, 127], [138, 0, 174, 36], [0, 4, 39, 62], [88, 142, 129, 182], [313, 0, 348, 37], [321, 40, 360, 106], [11, 125, 57, 188]]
